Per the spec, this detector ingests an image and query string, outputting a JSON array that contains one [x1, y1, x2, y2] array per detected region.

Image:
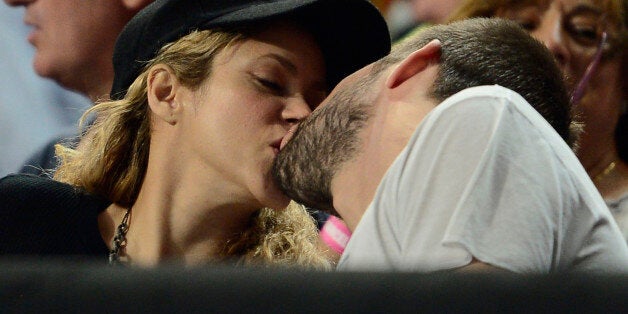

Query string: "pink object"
[[320, 215, 352, 254]]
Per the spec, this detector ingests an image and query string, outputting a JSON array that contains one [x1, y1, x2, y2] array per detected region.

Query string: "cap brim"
[[207, 0, 391, 90], [111, 0, 390, 99]]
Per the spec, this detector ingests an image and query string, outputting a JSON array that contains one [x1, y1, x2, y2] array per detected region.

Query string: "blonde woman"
[[0, 0, 390, 267]]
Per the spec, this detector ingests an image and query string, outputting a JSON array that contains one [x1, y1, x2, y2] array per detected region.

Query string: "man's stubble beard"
[[272, 84, 371, 216]]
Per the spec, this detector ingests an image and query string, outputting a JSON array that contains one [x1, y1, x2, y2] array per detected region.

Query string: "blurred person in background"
[[449, 0, 628, 242], [386, 0, 464, 41], [0, 5, 90, 177], [3, 0, 154, 175]]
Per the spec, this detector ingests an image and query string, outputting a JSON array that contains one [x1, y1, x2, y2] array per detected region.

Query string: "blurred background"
[[373, 0, 463, 40], [0, 5, 90, 177]]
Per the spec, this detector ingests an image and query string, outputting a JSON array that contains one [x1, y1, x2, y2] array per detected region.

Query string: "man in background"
[[0, 5, 89, 177], [4, 0, 154, 175], [387, 0, 463, 40]]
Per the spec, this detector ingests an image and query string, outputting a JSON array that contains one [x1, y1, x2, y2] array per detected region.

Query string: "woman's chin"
[[262, 192, 291, 211], [257, 176, 291, 210], [270, 198, 292, 211]]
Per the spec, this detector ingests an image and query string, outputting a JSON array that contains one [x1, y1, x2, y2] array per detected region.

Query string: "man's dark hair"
[[374, 18, 574, 146]]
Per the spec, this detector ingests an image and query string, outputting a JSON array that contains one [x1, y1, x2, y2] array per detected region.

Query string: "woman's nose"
[[282, 97, 312, 125], [531, 15, 571, 68]]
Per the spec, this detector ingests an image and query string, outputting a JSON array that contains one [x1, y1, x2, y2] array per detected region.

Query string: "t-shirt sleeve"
[[388, 92, 565, 273]]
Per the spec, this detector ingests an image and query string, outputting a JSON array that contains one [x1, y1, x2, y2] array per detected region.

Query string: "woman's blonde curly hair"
[[54, 29, 333, 270]]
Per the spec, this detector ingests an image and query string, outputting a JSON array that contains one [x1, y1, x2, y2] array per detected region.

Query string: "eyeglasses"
[[569, 30, 608, 106]]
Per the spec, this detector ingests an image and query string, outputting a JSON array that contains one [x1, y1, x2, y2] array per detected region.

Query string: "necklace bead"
[[594, 161, 616, 183]]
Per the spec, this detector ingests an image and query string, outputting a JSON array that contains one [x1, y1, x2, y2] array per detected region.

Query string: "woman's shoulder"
[[0, 174, 111, 256], [1, 173, 68, 190], [0, 173, 109, 214]]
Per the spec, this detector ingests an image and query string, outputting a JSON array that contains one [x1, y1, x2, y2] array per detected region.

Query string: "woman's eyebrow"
[[258, 53, 327, 92], [568, 4, 604, 17], [258, 53, 298, 75]]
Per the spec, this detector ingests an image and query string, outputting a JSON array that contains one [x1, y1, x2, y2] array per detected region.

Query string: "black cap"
[[110, 0, 391, 100]]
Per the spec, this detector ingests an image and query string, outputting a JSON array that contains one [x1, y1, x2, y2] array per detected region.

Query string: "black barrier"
[[0, 259, 626, 313]]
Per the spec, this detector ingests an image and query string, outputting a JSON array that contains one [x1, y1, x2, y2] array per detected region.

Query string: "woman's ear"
[[147, 64, 180, 125], [386, 39, 442, 89]]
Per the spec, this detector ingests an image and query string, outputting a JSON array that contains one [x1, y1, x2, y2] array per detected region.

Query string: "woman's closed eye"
[[255, 76, 286, 95]]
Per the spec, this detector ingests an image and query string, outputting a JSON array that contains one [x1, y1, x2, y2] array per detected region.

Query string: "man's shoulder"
[[414, 85, 531, 138], [431, 85, 569, 148], [438, 85, 529, 113]]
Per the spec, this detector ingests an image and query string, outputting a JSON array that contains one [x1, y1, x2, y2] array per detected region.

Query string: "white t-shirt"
[[337, 85, 628, 273]]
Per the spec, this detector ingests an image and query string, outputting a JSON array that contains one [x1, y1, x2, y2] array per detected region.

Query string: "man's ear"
[[385, 39, 442, 89], [121, 0, 153, 11], [147, 64, 181, 125]]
